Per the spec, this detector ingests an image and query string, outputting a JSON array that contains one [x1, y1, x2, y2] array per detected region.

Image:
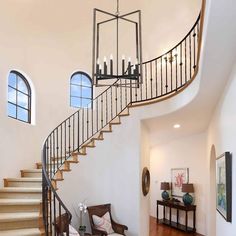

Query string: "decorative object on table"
[[78, 202, 88, 236], [216, 152, 232, 222], [171, 168, 189, 197], [160, 182, 170, 201], [182, 183, 194, 206], [142, 167, 150, 196], [92, 0, 143, 88], [87, 203, 128, 235]]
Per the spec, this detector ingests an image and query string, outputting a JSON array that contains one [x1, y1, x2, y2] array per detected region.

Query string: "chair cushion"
[[92, 212, 114, 234]]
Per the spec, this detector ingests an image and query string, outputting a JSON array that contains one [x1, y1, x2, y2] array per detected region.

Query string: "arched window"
[[70, 72, 92, 108], [8, 71, 31, 123]]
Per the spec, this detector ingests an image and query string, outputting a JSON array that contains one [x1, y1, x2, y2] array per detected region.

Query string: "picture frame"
[[216, 152, 232, 222], [171, 168, 189, 197]]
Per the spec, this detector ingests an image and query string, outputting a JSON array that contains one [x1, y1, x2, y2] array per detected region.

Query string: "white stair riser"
[[6, 181, 42, 188], [0, 218, 40, 230], [0, 204, 40, 213], [0, 193, 41, 199]]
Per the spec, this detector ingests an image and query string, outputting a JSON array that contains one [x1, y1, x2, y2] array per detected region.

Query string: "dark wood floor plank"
[[149, 216, 204, 236]]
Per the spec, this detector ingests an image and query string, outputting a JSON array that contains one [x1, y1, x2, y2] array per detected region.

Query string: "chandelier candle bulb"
[[128, 58, 132, 75], [122, 56, 125, 74], [110, 55, 113, 75], [104, 57, 107, 75]]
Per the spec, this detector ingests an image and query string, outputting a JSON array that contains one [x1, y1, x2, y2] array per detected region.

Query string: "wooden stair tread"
[[5, 178, 42, 182], [0, 187, 42, 193], [0, 199, 41, 205], [21, 169, 42, 173], [0, 228, 41, 236], [0, 212, 40, 222]]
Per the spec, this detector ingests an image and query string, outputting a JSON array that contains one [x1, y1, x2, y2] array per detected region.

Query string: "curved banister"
[[42, 12, 203, 235]]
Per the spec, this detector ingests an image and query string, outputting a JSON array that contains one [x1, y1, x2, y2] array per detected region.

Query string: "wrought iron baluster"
[[101, 95, 104, 128], [175, 48, 178, 90], [161, 56, 163, 95], [87, 104, 89, 140], [180, 42, 183, 85], [96, 99, 98, 132], [106, 90, 108, 124], [189, 33, 192, 79], [155, 59, 158, 97], [82, 108, 85, 143], [150, 62, 153, 98], [185, 38, 187, 83], [193, 28, 196, 70], [145, 63, 147, 99], [165, 56, 168, 93]]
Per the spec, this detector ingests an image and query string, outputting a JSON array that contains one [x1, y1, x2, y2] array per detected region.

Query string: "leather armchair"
[[87, 204, 128, 236]]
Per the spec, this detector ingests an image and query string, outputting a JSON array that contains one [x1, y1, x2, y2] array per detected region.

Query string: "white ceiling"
[[144, 0, 236, 147]]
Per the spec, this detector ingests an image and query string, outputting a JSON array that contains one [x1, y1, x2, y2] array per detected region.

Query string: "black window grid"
[[8, 71, 31, 123]]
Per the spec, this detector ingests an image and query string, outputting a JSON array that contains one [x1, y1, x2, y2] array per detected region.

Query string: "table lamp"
[[182, 183, 194, 205], [160, 182, 170, 201]]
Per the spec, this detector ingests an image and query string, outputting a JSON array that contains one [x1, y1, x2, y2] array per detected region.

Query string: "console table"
[[156, 200, 196, 233]]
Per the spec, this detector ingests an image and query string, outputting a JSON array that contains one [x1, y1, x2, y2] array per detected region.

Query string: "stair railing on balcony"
[[42, 11, 203, 236]]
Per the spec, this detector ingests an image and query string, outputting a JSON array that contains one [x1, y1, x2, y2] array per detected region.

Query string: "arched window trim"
[[70, 71, 93, 108], [8, 70, 32, 123]]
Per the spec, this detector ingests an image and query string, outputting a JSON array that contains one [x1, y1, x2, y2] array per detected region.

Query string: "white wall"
[[150, 132, 207, 235], [140, 123, 151, 236], [207, 62, 236, 236]]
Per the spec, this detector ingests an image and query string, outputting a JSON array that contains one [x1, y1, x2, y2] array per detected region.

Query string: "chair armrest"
[[112, 220, 128, 234], [91, 227, 108, 236]]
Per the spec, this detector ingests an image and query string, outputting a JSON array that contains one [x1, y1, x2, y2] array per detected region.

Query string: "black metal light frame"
[[92, 8, 143, 88]]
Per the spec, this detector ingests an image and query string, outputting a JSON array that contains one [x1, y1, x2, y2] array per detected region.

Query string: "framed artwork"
[[171, 168, 189, 197], [216, 152, 232, 222]]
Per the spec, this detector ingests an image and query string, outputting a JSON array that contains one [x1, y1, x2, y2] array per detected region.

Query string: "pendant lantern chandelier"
[[92, 0, 143, 88]]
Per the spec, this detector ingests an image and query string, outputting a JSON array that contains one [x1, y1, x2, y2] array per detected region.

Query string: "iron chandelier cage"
[[92, 0, 143, 88]]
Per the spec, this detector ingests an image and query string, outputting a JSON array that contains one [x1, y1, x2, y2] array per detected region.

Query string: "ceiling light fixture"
[[173, 124, 181, 129], [92, 0, 143, 88]]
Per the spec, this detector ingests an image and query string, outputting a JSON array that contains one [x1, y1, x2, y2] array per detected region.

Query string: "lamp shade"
[[160, 182, 170, 191], [182, 183, 194, 193]]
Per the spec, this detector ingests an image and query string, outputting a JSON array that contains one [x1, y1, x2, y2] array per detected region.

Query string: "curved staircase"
[[0, 2, 205, 235]]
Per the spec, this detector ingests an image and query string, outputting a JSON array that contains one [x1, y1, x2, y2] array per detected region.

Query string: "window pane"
[[81, 98, 91, 108], [18, 77, 28, 94], [8, 103, 16, 118], [82, 86, 91, 98], [8, 73, 17, 88], [18, 92, 28, 108], [81, 75, 91, 87], [8, 87, 16, 104], [71, 96, 81, 108], [17, 107, 28, 122], [71, 85, 81, 97], [71, 74, 81, 85]]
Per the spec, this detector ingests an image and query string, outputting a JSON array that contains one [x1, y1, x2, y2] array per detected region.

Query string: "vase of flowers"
[[78, 202, 87, 236]]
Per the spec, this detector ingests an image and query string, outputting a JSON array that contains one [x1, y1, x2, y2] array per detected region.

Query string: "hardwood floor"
[[149, 217, 204, 236]]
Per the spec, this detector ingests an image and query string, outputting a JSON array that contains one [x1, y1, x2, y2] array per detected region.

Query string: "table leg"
[[177, 209, 179, 225], [156, 203, 159, 222], [185, 211, 188, 231], [193, 209, 196, 232], [163, 206, 166, 222], [169, 207, 172, 226]]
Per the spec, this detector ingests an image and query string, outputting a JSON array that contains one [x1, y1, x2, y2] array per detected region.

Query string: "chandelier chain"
[[116, 0, 120, 16]]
